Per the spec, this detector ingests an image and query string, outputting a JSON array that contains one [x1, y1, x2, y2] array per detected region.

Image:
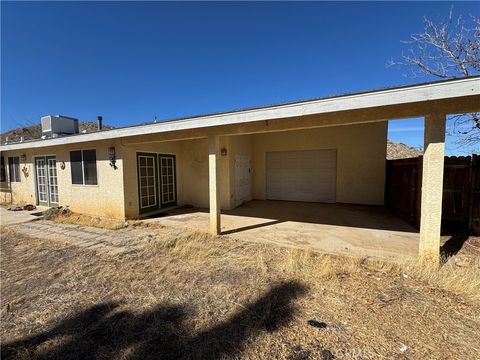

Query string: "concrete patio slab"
[[143, 200, 421, 259]]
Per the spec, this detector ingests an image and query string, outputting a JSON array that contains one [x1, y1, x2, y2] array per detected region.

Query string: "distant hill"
[[387, 140, 422, 160], [0, 122, 115, 144]]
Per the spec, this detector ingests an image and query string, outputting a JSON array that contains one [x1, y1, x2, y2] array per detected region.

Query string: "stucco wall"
[[121, 137, 231, 219], [1, 139, 126, 219], [1, 121, 387, 219], [252, 122, 387, 205]]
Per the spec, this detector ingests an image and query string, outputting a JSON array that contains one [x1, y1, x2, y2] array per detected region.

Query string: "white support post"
[[209, 135, 221, 235], [419, 113, 446, 267]]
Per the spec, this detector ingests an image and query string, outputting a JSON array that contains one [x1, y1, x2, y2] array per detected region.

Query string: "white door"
[[266, 149, 336, 203], [235, 155, 252, 206], [35, 156, 59, 207], [138, 154, 158, 210]]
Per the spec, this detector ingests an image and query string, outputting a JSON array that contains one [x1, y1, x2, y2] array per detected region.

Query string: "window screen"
[[83, 150, 97, 185], [8, 156, 20, 182], [70, 149, 97, 185], [70, 150, 84, 184]]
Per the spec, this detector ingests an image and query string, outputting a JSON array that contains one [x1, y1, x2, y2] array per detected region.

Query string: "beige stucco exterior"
[[1, 121, 387, 220], [1, 140, 126, 219]]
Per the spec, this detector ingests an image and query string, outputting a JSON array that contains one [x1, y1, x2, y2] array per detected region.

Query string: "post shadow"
[[440, 230, 470, 259], [2, 281, 307, 360]]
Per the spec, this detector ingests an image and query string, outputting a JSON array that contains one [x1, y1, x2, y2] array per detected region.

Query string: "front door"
[[35, 156, 59, 207], [137, 152, 177, 214]]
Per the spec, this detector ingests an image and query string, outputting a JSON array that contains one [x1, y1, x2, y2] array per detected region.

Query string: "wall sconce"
[[60, 162, 66, 170], [20, 154, 27, 162], [221, 148, 228, 156], [108, 146, 117, 169]]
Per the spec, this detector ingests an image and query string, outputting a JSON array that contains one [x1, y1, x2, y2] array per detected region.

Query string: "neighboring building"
[[1, 77, 479, 264]]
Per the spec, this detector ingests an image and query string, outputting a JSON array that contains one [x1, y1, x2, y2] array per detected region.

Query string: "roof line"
[[1, 76, 479, 150], [137, 75, 480, 125]]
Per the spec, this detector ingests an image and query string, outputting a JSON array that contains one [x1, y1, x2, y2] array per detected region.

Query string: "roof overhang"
[[2, 76, 479, 151]]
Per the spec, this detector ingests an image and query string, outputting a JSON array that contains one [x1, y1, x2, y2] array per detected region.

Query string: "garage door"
[[266, 149, 336, 203]]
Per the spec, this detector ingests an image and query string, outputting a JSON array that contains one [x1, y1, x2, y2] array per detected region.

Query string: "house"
[[1, 77, 479, 265]]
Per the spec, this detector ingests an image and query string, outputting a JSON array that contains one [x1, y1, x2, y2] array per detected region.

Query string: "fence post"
[[469, 154, 479, 234]]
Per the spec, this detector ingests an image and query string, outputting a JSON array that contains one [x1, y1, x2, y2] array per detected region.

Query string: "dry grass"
[[51, 212, 126, 230], [399, 256, 480, 304], [1, 225, 480, 359]]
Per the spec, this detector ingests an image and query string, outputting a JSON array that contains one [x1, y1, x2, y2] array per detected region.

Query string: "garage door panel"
[[266, 149, 336, 203]]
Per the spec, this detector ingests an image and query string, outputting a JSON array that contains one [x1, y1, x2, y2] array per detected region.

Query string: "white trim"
[[138, 155, 158, 209], [1, 77, 479, 151], [35, 157, 48, 203], [159, 155, 176, 205], [47, 158, 59, 204]]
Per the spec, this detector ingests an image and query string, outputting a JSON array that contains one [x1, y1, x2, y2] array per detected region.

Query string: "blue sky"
[[1, 1, 479, 154]]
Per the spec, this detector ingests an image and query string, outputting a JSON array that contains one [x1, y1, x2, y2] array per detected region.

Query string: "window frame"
[[0, 156, 6, 182], [7, 156, 21, 183], [70, 149, 98, 186]]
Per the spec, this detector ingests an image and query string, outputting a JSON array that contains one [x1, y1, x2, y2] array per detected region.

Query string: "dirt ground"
[[1, 224, 479, 360]]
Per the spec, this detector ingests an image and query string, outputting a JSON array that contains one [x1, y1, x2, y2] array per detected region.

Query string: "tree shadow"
[[2, 281, 307, 360]]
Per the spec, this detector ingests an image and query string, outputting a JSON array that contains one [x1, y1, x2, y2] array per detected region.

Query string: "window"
[[70, 149, 98, 185], [0, 157, 6, 182], [8, 156, 20, 182]]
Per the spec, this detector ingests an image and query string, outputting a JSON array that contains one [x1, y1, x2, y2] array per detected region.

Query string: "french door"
[[137, 153, 177, 213], [159, 155, 176, 207], [35, 156, 59, 207]]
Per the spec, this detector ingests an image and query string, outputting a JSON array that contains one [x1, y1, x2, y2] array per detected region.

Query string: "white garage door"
[[266, 149, 336, 203]]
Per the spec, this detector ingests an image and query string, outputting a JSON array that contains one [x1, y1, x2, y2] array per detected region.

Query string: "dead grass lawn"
[[1, 225, 479, 359], [50, 212, 126, 230]]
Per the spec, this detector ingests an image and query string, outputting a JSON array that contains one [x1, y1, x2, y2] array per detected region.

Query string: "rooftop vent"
[[41, 115, 79, 138]]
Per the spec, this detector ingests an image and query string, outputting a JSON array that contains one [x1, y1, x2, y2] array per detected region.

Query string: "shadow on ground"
[[440, 230, 470, 259], [2, 281, 307, 360]]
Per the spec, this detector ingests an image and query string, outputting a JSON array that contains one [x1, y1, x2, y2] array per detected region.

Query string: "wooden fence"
[[385, 154, 480, 234]]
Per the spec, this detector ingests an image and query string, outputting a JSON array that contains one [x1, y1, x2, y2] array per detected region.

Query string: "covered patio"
[[123, 77, 479, 265], [3, 77, 477, 265], [143, 200, 420, 260]]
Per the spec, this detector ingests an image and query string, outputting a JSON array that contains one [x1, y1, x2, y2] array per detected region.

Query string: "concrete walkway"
[[0, 207, 46, 226], [8, 220, 141, 256]]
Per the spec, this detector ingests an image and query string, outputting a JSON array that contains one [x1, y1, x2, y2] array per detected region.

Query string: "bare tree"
[[388, 8, 480, 150]]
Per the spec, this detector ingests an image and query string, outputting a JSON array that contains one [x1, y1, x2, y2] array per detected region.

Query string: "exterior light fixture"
[[60, 162, 66, 170], [221, 148, 227, 156], [20, 154, 27, 162]]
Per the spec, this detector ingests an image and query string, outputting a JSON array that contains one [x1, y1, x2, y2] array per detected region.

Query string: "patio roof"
[[1, 76, 479, 151]]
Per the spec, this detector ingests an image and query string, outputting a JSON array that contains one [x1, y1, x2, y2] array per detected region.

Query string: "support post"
[[209, 135, 221, 235], [419, 113, 446, 267]]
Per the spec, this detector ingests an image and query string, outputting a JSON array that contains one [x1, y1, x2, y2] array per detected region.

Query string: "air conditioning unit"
[[41, 115, 79, 137]]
